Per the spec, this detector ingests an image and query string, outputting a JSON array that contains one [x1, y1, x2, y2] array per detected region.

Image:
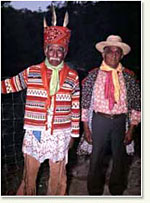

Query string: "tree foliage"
[[1, 1, 141, 80], [1, 1, 11, 8]]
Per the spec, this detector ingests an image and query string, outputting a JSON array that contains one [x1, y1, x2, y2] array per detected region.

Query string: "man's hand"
[[83, 122, 92, 144], [124, 124, 135, 145]]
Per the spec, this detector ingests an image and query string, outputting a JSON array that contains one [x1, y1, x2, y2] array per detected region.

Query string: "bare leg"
[[47, 159, 67, 195], [16, 154, 40, 195]]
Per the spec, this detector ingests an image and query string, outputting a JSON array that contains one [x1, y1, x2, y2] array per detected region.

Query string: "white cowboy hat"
[[95, 35, 131, 55]]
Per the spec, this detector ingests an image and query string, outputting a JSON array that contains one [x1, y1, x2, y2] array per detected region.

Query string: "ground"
[[67, 155, 141, 196], [2, 153, 140, 196]]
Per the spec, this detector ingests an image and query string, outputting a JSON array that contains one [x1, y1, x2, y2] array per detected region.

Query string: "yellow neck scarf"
[[100, 61, 122, 102], [45, 58, 64, 96]]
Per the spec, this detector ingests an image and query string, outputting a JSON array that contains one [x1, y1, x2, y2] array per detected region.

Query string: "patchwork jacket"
[[1, 62, 80, 137], [82, 67, 141, 126]]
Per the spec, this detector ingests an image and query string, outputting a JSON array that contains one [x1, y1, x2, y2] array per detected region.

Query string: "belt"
[[94, 112, 125, 120]]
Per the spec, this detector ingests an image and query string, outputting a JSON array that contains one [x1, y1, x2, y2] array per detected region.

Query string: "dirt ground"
[[2, 153, 141, 196]]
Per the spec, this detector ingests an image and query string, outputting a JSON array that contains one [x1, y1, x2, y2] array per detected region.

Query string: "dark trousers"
[[87, 112, 128, 195]]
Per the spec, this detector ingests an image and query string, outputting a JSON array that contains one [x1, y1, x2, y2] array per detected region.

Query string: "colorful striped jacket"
[[1, 62, 80, 137]]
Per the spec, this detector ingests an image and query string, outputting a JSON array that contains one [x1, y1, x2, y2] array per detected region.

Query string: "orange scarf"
[[100, 61, 122, 109]]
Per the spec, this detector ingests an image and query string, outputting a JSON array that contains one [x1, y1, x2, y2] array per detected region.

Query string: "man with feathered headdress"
[[1, 7, 80, 196]]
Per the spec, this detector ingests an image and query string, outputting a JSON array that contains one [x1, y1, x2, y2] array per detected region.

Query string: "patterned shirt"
[[82, 68, 141, 126]]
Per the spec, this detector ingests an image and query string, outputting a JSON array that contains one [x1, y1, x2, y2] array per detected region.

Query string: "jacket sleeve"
[[129, 78, 141, 125], [124, 70, 141, 126], [71, 74, 80, 138], [81, 75, 90, 122], [1, 68, 28, 94], [81, 69, 97, 122]]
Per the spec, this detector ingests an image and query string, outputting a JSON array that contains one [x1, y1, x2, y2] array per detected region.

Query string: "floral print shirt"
[[81, 67, 141, 126]]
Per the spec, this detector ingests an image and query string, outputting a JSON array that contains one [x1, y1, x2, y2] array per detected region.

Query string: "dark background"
[[1, 1, 141, 195], [1, 1, 141, 80]]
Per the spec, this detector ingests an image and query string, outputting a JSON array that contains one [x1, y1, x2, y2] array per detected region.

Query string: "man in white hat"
[[81, 35, 141, 195]]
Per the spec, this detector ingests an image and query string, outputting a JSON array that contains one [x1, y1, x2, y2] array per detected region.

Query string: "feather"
[[63, 11, 69, 27], [43, 17, 47, 28], [51, 5, 57, 26]]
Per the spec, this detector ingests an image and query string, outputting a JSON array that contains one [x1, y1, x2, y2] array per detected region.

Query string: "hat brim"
[[95, 41, 131, 55]]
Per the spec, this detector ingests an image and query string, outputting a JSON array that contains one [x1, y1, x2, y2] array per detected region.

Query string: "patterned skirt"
[[22, 128, 71, 163]]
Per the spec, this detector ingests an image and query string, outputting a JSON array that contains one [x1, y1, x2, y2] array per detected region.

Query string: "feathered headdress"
[[43, 5, 71, 53]]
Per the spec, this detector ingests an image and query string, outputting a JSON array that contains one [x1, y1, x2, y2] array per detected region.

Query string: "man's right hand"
[[83, 122, 92, 144]]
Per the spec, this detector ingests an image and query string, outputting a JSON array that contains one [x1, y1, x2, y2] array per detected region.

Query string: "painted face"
[[103, 46, 123, 68], [45, 44, 65, 66]]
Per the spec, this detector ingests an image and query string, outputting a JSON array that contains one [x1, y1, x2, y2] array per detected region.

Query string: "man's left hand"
[[124, 124, 135, 145]]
